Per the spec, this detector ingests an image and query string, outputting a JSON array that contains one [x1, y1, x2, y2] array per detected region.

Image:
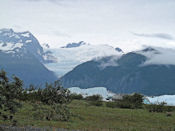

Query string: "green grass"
[[1, 100, 175, 131]]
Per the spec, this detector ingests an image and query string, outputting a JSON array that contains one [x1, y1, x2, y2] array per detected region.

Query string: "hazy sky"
[[0, 0, 175, 52]]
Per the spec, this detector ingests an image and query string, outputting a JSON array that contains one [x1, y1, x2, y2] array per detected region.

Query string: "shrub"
[[32, 103, 71, 121], [85, 95, 103, 106], [114, 93, 144, 109], [85, 95, 103, 101], [0, 70, 72, 122], [20, 85, 42, 102], [41, 80, 71, 105], [145, 102, 174, 113], [116, 100, 133, 109], [106, 101, 117, 108], [165, 106, 174, 112], [89, 101, 103, 106], [29, 81, 72, 121], [70, 93, 83, 100]]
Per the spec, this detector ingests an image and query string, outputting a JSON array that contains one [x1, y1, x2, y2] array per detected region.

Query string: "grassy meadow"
[[0, 100, 175, 131]]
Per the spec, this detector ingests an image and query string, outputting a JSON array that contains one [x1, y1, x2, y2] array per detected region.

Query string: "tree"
[[31, 80, 72, 121], [0, 70, 23, 123], [115, 93, 144, 109], [40, 80, 71, 105]]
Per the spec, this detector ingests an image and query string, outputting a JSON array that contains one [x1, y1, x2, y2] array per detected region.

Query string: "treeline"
[[71, 93, 144, 108], [0, 70, 72, 125]]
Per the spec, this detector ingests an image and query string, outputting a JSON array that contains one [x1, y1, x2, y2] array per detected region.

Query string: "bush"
[[21, 80, 72, 105], [70, 93, 83, 100], [0, 70, 72, 122], [20, 85, 42, 102], [114, 93, 144, 109], [145, 102, 174, 113], [85, 95, 103, 106], [106, 102, 117, 108], [116, 100, 133, 109], [32, 103, 71, 121], [41, 81, 71, 105], [85, 95, 103, 101], [89, 101, 103, 106], [28, 81, 72, 121]]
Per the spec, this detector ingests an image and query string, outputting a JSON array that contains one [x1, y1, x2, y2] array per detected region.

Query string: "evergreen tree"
[[0, 70, 23, 123]]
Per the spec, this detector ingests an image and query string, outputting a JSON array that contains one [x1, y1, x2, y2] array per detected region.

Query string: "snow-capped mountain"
[[61, 41, 88, 48], [0, 28, 57, 86], [44, 42, 124, 77], [0, 28, 55, 63]]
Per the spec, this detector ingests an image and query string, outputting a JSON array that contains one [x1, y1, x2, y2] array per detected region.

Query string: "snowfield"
[[44, 43, 123, 77], [20, 32, 30, 37], [0, 42, 23, 52]]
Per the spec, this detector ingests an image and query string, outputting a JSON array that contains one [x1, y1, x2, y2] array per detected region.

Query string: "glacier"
[[68, 87, 175, 105], [146, 95, 175, 106], [68, 87, 115, 100], [44, 42, 123, 77]]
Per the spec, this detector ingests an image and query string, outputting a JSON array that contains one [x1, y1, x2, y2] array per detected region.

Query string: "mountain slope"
[[0, 29, 57, 86], [61, 47, 175, 96]]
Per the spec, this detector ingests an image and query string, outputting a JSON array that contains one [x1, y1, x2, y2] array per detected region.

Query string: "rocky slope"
[[0, 28, 57, 86]]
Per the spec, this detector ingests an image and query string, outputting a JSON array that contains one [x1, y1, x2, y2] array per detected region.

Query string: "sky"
[[0, 0, 175, 52]]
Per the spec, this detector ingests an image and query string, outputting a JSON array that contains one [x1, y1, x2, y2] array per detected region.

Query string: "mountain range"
[[1, 28, 175, 96], [61, 47, 175, 96]]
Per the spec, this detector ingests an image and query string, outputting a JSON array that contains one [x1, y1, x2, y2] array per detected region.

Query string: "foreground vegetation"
[[0, 69, 71, 125], [0, 100, 175, 131], [1, 69, 175, 130]]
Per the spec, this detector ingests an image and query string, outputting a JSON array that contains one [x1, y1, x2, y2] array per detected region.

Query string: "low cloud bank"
[[137, 47, 175, 66], [133, 32, 174, 40]]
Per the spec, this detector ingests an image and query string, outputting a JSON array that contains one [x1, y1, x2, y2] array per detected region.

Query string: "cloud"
[[53, 31, 71, 38], [1, 0, 175, 51], [137, 47, 175, 66], [19, 0, 65, 4], [132, 32, 174, 40], [97, 56, 120, 70], [20, 0, 56, 1]]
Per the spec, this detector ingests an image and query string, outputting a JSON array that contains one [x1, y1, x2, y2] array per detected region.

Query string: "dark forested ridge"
[[61, 52, 175, 96], [0, 51, 57, 87]]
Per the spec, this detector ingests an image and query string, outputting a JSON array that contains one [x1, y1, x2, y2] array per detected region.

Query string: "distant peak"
[[0, 28, 14, 33], [21, 31, 31, 34], [61, 41, 89, 48], [115, 47, 123, 53], [0, 28, 33, 38], [142, 47, 156, 52]]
